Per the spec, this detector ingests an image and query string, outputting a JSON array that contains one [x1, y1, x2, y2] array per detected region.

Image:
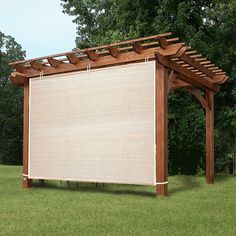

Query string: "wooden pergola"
[[9, 32, 227, 196]]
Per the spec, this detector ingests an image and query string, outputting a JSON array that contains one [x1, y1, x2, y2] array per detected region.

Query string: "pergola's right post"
[[155, 61, 168, 196], [206, 90, 214, 184]]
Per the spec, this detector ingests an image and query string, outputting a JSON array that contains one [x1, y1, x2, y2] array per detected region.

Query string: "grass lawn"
[[0, 165, 235, 236]]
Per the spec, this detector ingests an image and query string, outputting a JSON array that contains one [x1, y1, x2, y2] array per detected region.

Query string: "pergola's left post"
[[23, 81, 32, 188]]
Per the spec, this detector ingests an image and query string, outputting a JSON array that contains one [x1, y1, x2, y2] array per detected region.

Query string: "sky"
[[0, 0, 77, 59]]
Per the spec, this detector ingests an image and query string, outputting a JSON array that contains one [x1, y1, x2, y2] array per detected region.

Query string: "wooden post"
[[206, 90, 214, 184], [156, 61, 168, 196], [23, 82, 32, 188]]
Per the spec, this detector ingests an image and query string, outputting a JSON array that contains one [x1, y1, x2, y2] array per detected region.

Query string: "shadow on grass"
[[168, 175, 201, 195], [215, 174, 235, 183], [32, 174, 232, 197], [33, 181, 156, 198]]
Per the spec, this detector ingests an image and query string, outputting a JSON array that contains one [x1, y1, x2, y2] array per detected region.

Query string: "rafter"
[[179, 54, 214, 78], [156, 36, 168, 49], [30, 61, 46, 71], [12, 64, 27, 73], [66, 54, 80, 64], [86, 50, 99, 61], [8, 32, 227, 90], [108, 46, 120, 58], [155, 52, 219, 92], [48, 58, 63, 68], [10, 72, 28, 86], [132, 42, 143, 54]]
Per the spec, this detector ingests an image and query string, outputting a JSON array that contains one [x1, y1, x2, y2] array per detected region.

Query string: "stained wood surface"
[[28, 62, 156, 185], [206, 90, 214, 184], [156, 62, 168, 196], [23, 83, 32, 188]]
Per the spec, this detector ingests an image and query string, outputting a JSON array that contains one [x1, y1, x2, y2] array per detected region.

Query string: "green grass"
[[0, 165, 235, 236]]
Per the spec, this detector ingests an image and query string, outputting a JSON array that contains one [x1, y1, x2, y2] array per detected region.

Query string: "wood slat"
[[195, 58, 207, 62], [155, 52, 219, 92], [180, 54, 214, 78], [185, 50, 197, 55], [190, 54, 202, 58]]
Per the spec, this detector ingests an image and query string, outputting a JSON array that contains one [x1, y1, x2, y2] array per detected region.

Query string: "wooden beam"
[[156, 36, 168, 49], [12, 64, 27, 73], [205, 90, 214, 184], [157, 43, 183, 57], [48, 57, 63, 68], [30, 61, 46, 71], [108, 46, 120, 58], [180, 54, 214, 78], [23, 82, 32, 188], [172, 46, 187, 58], [86, 50, 99, 61], [156, 62, 168, 196], [9, 32, 173, 66], [12, 47, 160, 79], [10, 72, 28, 86], [213, 75, 228, 84], [155, 52, 219, 92], [132, 42, 143, 54], [66, 54, 80, 64]]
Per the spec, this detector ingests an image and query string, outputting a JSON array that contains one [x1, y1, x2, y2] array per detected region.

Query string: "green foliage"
[[61, 0, 236, 174], [0, 32, 25, 164]]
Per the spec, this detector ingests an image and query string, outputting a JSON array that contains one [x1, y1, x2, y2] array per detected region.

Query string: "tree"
[[61, 0, 236, 174], [0, 31, 25, 164]]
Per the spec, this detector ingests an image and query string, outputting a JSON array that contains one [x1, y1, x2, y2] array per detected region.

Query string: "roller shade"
[[28, 61, 156, 185]]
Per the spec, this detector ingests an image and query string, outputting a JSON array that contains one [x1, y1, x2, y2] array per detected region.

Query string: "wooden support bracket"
[[183, 87, 207, 110]]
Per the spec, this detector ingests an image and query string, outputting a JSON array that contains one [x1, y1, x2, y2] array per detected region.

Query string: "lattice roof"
[[9, 32, 227, 91]]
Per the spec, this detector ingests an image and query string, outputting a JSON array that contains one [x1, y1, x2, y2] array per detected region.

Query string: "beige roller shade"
[[29, 61, 156, 185]]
